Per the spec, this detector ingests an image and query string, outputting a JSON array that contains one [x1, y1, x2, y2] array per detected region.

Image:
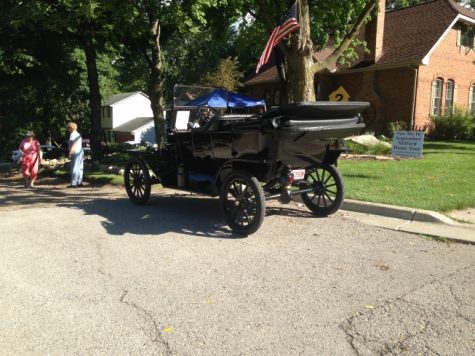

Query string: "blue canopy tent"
[[186, 88, 266, 110]]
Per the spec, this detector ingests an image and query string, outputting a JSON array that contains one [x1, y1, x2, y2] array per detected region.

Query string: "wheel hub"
[[314, 181, 326, 195]]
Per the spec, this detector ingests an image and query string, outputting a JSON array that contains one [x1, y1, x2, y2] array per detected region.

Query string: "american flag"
[[256, 2, 300, 74]]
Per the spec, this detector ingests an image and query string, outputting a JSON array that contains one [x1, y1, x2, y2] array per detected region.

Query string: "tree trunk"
[[82, 36, 102, 151], [286, 0, 315, 102], [149, 19, 166, 148], [285, 0, 379, 103]]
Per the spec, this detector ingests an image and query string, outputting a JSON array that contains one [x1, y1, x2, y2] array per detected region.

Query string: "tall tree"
[[0, 0, 90, 154], [53, 0, 117, 150], [111, 0, 229, 147], [249, 0, 379, 102]]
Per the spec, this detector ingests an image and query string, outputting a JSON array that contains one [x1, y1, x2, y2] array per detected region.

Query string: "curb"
[[341, 199, 457, 225], [341, 199, 475, 244]]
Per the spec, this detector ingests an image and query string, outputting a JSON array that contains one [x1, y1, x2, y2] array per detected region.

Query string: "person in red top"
[[18, 130, 43, 188]]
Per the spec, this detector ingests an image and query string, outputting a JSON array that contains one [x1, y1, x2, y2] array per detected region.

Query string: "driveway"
[[1, 174, 474, 355]]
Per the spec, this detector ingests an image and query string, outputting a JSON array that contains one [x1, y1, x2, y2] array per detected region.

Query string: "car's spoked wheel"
[[220, 171, 265, 236], [302, 164, 344, 216], [124, 158, 151, 205]]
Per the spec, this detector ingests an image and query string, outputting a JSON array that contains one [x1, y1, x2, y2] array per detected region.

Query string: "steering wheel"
[[196, 105, 219, 127]]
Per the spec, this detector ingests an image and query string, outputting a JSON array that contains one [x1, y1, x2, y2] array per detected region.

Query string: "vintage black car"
[[124, 86, 368, 235]]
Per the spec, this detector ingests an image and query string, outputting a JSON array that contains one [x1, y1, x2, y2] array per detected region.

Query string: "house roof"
[[103, 91, 149, 106], [245, 66, 279, 85], [112, 117, 154, 133], [378, 0, 473, 65], [245, 0, 475, 85]]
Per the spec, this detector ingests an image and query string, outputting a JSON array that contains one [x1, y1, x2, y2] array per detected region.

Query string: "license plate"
[[291, 169, 305, 180]]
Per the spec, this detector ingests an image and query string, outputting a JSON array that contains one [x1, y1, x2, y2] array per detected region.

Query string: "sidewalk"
[[341, 199, 475, 244]]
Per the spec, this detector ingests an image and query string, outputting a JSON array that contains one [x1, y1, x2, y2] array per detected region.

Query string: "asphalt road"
[[1, 176, 474, 355]]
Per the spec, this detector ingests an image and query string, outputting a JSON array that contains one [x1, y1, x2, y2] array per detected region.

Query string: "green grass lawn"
[[339, 140, 475, 212], [54, 168, 124, 186]]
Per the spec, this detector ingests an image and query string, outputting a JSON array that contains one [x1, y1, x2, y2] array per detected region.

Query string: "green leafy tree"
[[201, 57, 244, 91], [110, 0, 233, 146], [0, 0, 120, 151], [386, 0, 427, 9], [0, 1, 91, 155], [237, 0, 379, 102]]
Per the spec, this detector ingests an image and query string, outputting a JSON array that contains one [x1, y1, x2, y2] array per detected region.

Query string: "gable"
[[378, 0, 457, 65], [104, 92, 150, 106]]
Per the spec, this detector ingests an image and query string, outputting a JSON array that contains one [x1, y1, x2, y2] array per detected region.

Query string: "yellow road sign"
[[329, 86, 350, 101]]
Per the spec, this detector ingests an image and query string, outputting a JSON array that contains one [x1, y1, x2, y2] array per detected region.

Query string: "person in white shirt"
[[67, 122, 84, 187]]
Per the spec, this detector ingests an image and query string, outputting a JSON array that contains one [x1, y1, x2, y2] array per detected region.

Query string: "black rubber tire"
[[124, 158, 151, 205], [220, 170, 266, 236], [301, 164, 344, 216]]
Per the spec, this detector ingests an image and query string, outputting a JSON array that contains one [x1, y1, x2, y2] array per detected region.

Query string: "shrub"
[[343, 140, 391, 156], [388, 121, 410, 137], [430, 108, 475, 140], [105, 142, 133, 153], [101, 152, 130, 166]]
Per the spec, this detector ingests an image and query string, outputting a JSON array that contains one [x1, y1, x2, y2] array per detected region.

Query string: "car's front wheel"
[[124, 158, 151, 205]]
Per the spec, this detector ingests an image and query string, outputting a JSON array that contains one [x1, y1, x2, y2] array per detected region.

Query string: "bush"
[[388, 121, 409, 137], [343, 140, 391, 156], [104, 142, 133, 153], [100, 152, 130, 166], [430, 108, 475, 140]]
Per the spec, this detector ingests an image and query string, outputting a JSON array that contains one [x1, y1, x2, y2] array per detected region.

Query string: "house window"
[[470, 85, 475, 115], [101, 106, 112, 119], [459, 24, 475, 48], [445, 80, 454, 114], [431, 78, 443, 116]]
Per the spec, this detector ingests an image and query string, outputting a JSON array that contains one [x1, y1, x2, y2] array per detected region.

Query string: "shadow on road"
[[0, 174, 318, 238]]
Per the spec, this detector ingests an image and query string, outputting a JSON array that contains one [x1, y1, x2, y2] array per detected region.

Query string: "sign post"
[[391, 131, 425, 157]]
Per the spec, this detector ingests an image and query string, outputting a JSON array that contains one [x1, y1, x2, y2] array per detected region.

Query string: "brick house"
[[245, 0, 475, 134]]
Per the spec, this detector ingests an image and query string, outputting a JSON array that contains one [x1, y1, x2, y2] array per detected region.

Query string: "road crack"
[[120, 290, 172, 355], [340, 264, 475, 355]]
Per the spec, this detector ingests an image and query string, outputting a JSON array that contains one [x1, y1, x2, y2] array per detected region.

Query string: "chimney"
[[365, 0, 386, 63]]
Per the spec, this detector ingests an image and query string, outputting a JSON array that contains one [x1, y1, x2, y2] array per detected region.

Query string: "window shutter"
[[430, 80, 436, 116], [452, 84, 458, 111], [453, 85, 458, 113], [457, 28, 461, 46], [469, 86, 473, 109]]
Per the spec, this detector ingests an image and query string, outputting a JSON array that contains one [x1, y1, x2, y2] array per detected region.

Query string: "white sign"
[[391, 131, 425, 157], [175, 110, 190, 130]]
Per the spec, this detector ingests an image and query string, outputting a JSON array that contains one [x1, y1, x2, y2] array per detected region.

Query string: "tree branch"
[[312, 0, 378, 73], [256, 0, 277, 32]]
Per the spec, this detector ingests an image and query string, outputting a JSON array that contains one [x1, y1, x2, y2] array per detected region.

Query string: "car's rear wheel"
[[301, 164, 344, 216], [220, 171, 265, 236], [124, 158, 151, 205]]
